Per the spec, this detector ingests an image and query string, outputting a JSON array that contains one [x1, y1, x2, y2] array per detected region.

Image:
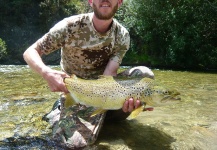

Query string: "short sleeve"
[[110, 28, 130, 64], [36, 14, 83, 55], [36, 19, 69, 55]]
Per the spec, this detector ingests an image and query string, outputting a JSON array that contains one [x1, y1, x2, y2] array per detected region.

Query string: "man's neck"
[[92, 15, 113, 34]]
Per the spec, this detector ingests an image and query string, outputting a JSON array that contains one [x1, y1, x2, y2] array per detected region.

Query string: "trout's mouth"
[[161, 91, 181, 103]]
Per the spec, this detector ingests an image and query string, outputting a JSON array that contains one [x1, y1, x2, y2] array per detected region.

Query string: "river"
[[0, 65, 217, 150]]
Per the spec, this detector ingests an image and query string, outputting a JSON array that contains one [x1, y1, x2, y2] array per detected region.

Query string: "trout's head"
[[144, 85, 181, 106]]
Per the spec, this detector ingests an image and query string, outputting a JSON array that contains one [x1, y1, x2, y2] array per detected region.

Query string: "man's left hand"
[[122, 98, 141, 113]]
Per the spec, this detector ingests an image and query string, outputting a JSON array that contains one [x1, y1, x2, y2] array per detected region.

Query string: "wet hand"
[[42, 67, 70, 93], [122, 98, 141, 113], [122, 98, 154, 113]]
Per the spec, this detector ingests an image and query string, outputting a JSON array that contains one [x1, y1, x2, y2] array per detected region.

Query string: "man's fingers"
[[61, 85, 69, 93], [122, 100, 129, 112], [122, 98, 143, 113], [135, 100, 141, 109], [61, 72, 70, 78], [128, 98, 134, 112]]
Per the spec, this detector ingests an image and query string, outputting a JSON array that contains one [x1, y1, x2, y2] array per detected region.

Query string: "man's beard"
[[93, 3, 118, 20]]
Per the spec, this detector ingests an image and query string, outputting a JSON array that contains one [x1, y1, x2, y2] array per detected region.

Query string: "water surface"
[[0, 65, 217, 149]]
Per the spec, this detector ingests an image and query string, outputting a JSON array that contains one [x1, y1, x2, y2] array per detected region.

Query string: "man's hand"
[[122, 98, 154, 113], [23, 44, 69, 93], [42, 67, 69, 93], [122, 98, 141, 113]]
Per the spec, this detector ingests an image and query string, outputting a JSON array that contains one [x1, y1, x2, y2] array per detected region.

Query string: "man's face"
[[91, 0, 121, 20]]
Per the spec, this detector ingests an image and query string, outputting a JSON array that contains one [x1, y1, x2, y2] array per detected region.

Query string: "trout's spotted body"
[[64, 75, 180, 114]]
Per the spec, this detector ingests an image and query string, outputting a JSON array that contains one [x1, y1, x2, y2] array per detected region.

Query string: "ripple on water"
[[0, 65, 29, 73], [0, 102, 9, 111]]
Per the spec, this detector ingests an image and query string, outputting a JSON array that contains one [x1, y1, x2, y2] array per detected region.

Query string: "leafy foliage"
[[0, 0, 86, 64], [0, 38, 7, 60], [0, 0, 216, 70], [38, 0, 87, 31], [118, 0, 217, 69]]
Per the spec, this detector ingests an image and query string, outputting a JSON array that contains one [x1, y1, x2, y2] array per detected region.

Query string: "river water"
[[0, 65, 217, 150]]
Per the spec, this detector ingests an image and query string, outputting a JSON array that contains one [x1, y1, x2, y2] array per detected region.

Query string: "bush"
[[0, 38, 7, 60], [118, 0, 217, 69]]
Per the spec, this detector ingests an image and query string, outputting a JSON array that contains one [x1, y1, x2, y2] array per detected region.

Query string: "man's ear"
[[88, 0, 93, 7], [118, 0, 123, 8]]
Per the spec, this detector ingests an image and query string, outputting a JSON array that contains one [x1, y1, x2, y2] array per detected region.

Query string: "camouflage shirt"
[[37, 13, 130, 79]]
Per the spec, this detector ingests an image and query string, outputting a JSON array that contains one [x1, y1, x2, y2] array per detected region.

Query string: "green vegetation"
[[0, 38, 7, 60], [118, 0, 217, 69], [0, 0, 216, 70]]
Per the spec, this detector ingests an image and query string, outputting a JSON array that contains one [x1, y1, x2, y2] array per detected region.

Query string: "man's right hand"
[[42, 67, 70, 93], [23, 43, 69, 93]]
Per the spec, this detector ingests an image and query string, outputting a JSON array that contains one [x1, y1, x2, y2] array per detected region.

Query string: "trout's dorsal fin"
[[90, 108, 107, 117], [128, 105, 145, 120]]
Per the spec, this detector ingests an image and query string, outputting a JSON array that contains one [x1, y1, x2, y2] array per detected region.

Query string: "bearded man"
[[23, 0, 154, 149]]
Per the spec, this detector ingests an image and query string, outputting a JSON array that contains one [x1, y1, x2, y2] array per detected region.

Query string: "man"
[[23, 0, 154, 149]]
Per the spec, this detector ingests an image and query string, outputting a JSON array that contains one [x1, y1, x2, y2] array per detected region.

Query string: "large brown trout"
[[64, 75, 180, 118]]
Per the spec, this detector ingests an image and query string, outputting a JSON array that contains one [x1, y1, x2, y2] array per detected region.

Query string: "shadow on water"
[[97, 120, 175, 150], [0, 135, 64, 150], [0, 120, 175, 150]]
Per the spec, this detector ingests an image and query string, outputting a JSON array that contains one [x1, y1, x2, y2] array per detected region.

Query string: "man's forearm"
[[23, 43, 49, 77], [105, 109, 130, 122]]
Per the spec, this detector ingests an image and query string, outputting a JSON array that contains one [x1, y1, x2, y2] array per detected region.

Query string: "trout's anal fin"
[[128, 105, 145, 120]]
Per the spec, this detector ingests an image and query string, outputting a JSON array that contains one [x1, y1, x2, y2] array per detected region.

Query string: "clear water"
[[0, 65, 217, 150]]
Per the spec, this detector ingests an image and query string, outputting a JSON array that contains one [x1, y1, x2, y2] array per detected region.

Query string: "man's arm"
[[23, 42, 69, 93], [103, 59, 119, 76]]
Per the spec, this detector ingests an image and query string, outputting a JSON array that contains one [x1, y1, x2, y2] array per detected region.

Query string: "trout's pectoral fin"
[[64, 93, 76, 108], [144, 97, 155, 106], [128, 105, 144, 120], [90, 109, 107, 117]]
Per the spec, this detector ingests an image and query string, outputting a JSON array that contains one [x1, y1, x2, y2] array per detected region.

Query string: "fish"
[[64, 74, 181, 118]]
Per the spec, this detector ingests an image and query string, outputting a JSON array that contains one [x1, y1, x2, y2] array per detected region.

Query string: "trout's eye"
[[163, 90, 169, 95]]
